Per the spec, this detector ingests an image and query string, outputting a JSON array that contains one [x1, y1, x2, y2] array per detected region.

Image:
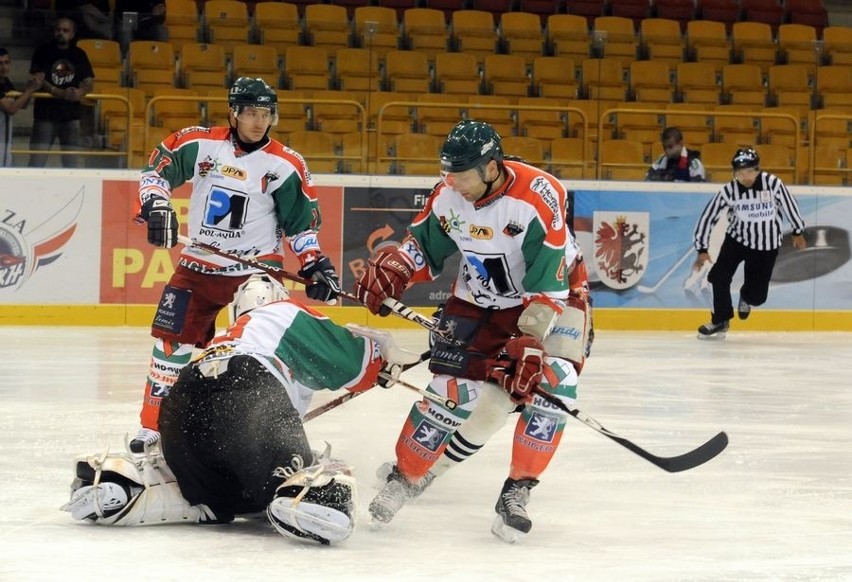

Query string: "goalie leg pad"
[[267, 469, 356, 545], [63, 450, 220, 526]]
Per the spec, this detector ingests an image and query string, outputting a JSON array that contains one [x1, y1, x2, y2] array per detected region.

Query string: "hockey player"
[[64, 275, 421, 544], [354, 120, 591, 542], [129, 76, 341, 453]]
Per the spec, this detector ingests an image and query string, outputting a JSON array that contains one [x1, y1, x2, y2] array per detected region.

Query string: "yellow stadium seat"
[[582, 57, 628, 101], [816, 65, 852, 108], [599, 139, 647, 180], [483, 54, 530, 98], [502, 135, 547, 165], [686, 20, 730, 74], [722, 63, 767, 106], [732, 22, 777, 74], [517, 96, 568, 140], [640, 18, 684, 69], [310, 90, 364, 137], [181, 43, 228, 92], [778, 24, 820, 77], [768, 64, 813, 110], [285, 46, 331, 91], [592, 16, 638, 67], [403, 7, 449, 60], [254, 2, 301, 53], [416, 93, 466, 137], [151, 87, 203, 131], [823, 26, 852, 66], [392, 133, 442, 175], [354, 6, 399, 59], [451, 10, 498, 64], [676, 61, 721, 105], [78, 39, 124, 87], [204, 0, 250, 53], [664, 102, 713, 146], [385, 50, 431, 94], [368, 91, 416, 134], [532, 56, 579, 99], [232, 44, 280, 86], [500, 12, 544, 66], [759, 106, 805, 148], [304, 5, 351, 52], [335, 48, 381, 93], [165, 0, 200, 51], [699, 142, 737, 182], [550, 136, 590, 179], [286, 130, 339, 173], [466, 94, 515, 137], [629, 59, 673, 103], [435, 52, 481, 95], [757, 143, 795, 183], [128, 41, 176, 97], [713, 104, 759, 146], [547, 14, 591, 63]]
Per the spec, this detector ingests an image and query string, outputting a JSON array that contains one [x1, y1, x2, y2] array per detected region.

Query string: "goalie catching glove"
[[488, 335, 545, 405], [140, 196, 178, 248], [354, 248, 415, 316], [299, 255, 341, 304]]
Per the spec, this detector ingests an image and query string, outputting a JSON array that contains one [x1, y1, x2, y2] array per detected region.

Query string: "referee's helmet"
[[732, 147, 760, 170]]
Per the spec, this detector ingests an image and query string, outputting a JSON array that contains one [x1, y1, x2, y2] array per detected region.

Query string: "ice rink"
[[1, 325, 850, 582]]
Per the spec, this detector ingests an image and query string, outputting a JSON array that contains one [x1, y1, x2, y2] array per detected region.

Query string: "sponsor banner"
[[342, 186, 458, 308], [573, 188, 852, 310], [99, 180, 344, 304], [0, 179, 101, 302]]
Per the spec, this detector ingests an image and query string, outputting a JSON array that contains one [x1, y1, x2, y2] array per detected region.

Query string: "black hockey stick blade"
[[533, 387, 729, 473]]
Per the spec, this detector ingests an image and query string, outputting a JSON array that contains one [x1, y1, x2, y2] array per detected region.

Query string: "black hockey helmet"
[[440, 120, 503, 173], [228, 77, 278, 114], [731, 147, 760, 170]]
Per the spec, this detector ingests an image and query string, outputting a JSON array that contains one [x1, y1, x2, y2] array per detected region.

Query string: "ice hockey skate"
[[697, 320, 729, 340], [374, 462, 435, 498], [369, 465, 425, 524], [737, 298, 751, 320], [64, 481, 134, 521], [491, 478, 539, 543], [129, 427, 160, 454]]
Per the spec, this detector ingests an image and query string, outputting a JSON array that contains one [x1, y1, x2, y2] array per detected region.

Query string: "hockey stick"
[[636, 247, 694, 294], [176, 235, 461, 345], [304, 348, 432, 422], [377, 373, 458, 410], [532, 387, 728, 473]]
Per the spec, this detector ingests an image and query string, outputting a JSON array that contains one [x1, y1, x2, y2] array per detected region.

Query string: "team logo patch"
[[530, 176, 563, 229], [523, 411, 559, 443], [412, 420, 448, 452], [202, 186, 249, 232], [503, 220, 524, 237], [152, 285, 192, 334], [592, 211, 649, 290], [469, 224, 493, 239], [197, 156, 216, 177], [0, 187, 82, 290], [220, 165, 247, 180]]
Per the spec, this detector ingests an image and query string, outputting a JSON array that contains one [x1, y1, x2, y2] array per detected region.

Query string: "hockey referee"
[[692, 147, 807, 339]]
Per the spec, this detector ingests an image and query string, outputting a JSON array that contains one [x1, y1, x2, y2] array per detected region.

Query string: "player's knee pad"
[[267, 456, 357, 545], [543, 296, 592, 374], [63, 450, 218, 526]]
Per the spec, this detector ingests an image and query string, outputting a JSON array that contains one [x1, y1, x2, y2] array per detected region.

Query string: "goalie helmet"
[[228, 274, 288, 324], [440, 120, 503, 173], [228, 77, 278, 117], [731, 147, 760, 170]]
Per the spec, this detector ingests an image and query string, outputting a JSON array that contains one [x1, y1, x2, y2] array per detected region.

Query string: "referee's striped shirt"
[[694, 172, 806, 252]]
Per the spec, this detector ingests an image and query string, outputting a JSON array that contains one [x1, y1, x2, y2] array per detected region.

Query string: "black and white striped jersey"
[[693, 172, 806, 252]]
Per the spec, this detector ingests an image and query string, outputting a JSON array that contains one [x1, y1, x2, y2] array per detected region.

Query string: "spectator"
[[646, 127, 706, 182], [0, 48, 43, 167], [77, 0, 114, 40], [28, 17, 94, 168], [114, 0, 168, 44]]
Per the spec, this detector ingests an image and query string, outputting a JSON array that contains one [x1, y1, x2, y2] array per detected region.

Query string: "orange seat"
[[404, 7, 449, 60], [500, 11, 544, 66], [254, 2, 301, 53], [204, 0, 250, 53], [452, 10, 498, 64]]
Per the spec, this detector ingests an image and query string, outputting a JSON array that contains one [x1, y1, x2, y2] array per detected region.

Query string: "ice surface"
[[1, 327, 850, 581]]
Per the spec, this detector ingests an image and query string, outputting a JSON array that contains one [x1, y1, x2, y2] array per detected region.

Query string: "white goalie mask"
[[228, 275, 288, 324]]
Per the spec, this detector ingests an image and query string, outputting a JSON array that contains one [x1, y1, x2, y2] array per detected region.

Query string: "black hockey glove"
[[299, 255, 341, 303], [141, 196, 178, 248]]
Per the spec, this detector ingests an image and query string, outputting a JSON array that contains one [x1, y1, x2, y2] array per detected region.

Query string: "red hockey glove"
[[488, 335, 545, 405], [354, 249, 414, 315]]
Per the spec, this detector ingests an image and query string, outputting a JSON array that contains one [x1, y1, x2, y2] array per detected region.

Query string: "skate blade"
[[490, 516, 527, 544], [696, 332, 726, 340]]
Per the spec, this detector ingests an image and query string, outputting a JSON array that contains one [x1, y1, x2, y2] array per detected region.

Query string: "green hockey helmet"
[[440, 120, 504, 173], [228, 77, 278, 114]]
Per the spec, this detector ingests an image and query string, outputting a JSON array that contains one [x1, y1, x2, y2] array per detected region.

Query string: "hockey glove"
[[488, 335, 545, 405], [141, 196, 178, 248], [299, 255, 341, 304], [354, 249, 414, 316]]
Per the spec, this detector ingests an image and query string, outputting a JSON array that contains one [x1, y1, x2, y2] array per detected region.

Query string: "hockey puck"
[[771, 226, 850, 283]]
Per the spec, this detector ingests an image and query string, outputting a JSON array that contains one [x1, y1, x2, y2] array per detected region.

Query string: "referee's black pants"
[[707, 235, 779, 323]]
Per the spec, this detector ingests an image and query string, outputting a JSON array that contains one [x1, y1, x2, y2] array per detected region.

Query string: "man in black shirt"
[[692, 147, 807, 339], [0, 47, 42, 166], [28, 17, 94, 168]]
